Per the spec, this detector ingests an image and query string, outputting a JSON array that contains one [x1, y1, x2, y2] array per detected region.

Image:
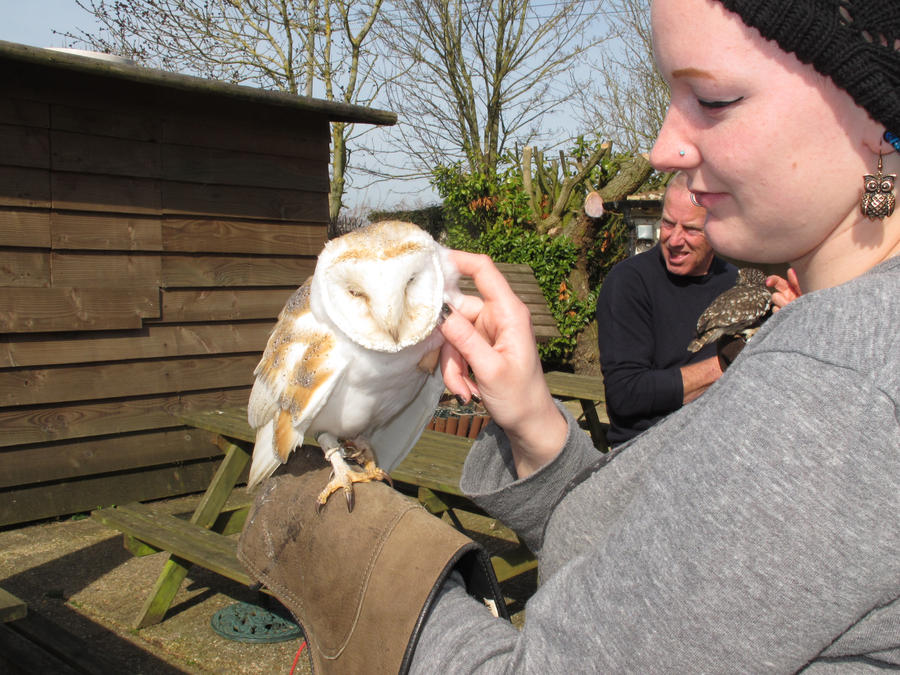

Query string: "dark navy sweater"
[[595, 245, 737, 445]]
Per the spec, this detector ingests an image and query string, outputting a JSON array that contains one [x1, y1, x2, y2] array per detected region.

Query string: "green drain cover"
[[211, 601, 303, 643]]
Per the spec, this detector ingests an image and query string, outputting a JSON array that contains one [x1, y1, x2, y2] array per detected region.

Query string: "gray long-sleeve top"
[[411, 255, 900, 673]]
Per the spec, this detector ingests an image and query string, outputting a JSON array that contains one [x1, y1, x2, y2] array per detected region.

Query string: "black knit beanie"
[[714, 0, 900, 135]]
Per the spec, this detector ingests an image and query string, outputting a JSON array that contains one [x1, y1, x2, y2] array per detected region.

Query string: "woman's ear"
[[862, 122, 896, 157]]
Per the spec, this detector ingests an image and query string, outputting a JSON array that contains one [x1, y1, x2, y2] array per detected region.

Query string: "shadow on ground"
[[0, 493, 537, 673]]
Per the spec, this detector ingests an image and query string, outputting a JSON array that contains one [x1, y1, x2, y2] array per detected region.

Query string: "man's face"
[[658, 185, 714, 276]]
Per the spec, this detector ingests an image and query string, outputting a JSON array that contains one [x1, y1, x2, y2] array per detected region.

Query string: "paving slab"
[[0, 492, 534, 673]]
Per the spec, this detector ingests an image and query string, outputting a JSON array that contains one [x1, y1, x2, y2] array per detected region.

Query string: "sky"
[[0, 1, 97, 50]]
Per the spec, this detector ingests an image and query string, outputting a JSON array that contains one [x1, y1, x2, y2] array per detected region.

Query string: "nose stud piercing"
[[679, 150, 686, 156]]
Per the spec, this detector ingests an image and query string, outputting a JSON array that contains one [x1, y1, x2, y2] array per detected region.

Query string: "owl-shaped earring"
[[860, 153, 896, 220]]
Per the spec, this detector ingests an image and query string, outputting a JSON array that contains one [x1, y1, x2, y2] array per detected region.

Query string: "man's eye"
[[697, 96, 744, 109]]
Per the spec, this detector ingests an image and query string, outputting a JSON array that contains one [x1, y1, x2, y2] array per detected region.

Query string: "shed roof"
[[0, 40, 397, 126]]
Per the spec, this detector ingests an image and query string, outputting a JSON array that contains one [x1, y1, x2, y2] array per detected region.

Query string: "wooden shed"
[[0, 40, 396, 527]]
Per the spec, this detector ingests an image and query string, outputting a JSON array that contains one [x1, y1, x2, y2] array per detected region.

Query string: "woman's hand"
[[439, 251, 567, 478], [766, 268, 801, 311]]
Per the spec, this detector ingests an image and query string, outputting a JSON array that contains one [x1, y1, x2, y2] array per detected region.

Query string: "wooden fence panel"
[[162, 217, 324, 255], [0, 323, 272, 368], [51, 173, 162, 214], [0, 166, 51, 208], [161, 181, 327, 221], [53, 102, 159, 142], [161, 144, 326, 191], [0, 98, 49, 128], [1, 354, 258, 407], [51, 211, 163, 251], [0, 428, 224, 488], [0, 388, 253, 447], [161, 255, 315, 288], [158, 288, 293, 322], [0, 457, 224, 527], [51, 129, 161, 178], [0, 208, 50, 247], [0, 287, 160, 332], [51, 252, 162, 287], [162, 109, 329, 158], [0, 123, 50, 168], [0, 250, 50, 287]]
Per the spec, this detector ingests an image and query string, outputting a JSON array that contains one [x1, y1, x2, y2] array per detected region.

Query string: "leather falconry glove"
[[237, 445, 509, 675]]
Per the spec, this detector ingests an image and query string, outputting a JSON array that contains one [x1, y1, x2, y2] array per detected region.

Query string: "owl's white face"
[[312, 221, 446, 352]]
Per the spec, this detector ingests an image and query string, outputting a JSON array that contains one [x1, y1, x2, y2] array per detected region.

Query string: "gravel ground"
[[0, 490, 535, 674]]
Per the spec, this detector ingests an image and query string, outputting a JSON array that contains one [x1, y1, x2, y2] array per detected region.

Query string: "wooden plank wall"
[[0, 63, 330, 526]]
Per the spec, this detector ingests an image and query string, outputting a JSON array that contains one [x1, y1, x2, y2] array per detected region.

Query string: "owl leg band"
[[318, 433, 365, 513], [238, 446, 509, 675], [343, 436, 393, 487]]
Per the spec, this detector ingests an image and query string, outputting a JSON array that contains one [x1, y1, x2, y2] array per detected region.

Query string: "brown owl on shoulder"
[[688, 267, 772, 356]]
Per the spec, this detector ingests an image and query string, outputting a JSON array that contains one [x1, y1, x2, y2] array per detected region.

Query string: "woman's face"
[[649, 0, 874, 266]]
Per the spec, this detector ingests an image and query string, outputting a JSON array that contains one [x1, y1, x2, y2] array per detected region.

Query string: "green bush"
[[368, 205, 445, 240], [431, 159, 532, 235], [431, 142, 637, 367], [445, 222, 594, 366]]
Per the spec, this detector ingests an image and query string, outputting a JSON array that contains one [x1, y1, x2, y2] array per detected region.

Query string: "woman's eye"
[[697, 96, 744, 109]]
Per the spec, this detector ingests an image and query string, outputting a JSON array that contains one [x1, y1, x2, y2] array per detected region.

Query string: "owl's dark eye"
[[348, 288, 368, 300], [865, 179, 879, 191], [881, 180, 894, 191]]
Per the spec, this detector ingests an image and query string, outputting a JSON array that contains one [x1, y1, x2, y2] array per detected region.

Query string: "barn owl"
[[687, 267, 772, 353], [247, 221, 461, 512]]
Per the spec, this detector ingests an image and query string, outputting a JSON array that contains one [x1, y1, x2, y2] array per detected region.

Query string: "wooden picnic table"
[[92, 370, 607, 628], [0, 588, 26, 623]]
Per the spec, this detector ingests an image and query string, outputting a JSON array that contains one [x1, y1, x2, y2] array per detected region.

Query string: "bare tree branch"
[[577, 0, 668, 153], [375, 0, 606, 178]]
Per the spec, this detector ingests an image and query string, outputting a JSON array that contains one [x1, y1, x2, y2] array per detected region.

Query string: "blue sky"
[[0, 1, 99, 49]]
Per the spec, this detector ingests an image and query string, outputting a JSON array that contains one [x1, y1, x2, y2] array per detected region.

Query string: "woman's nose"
[[651, 105, 697, 172]]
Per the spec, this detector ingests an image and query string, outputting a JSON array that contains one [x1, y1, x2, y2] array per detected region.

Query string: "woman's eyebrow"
[[672, 67, 716, 80]]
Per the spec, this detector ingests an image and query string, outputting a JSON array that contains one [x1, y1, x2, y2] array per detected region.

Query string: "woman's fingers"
[[438, 340, 479, 401], [766, 268, 802, 312], [447, 251, 509, 298]]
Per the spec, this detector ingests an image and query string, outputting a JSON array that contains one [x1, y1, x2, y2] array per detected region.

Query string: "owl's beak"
[[372, 299, 403, 345]]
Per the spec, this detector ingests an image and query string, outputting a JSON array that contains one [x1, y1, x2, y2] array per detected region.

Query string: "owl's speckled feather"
[[688, 267, 772, 353]]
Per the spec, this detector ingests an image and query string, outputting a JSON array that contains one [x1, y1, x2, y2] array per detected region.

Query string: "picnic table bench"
[[0, 586, 126, 673], [91, 371, 607, 628]]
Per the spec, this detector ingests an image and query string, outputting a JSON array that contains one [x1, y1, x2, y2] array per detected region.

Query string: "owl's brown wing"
[[247, 279, 349, 487], [691, 285, 772, 352]]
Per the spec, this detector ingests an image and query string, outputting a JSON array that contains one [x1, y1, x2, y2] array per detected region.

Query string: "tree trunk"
[[329, 121, 347, 223], [562, 153, 654, 374]]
